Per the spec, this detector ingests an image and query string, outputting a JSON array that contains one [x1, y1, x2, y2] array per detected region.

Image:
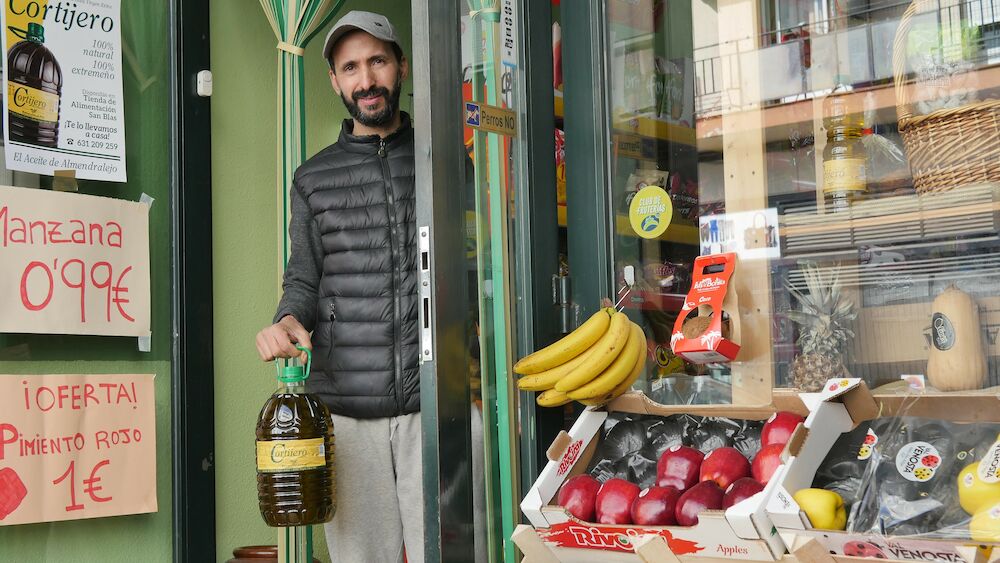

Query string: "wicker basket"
[[892, 0, 1000, 194]]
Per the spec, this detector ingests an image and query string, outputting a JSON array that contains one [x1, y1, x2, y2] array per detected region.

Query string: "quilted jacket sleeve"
[[272, 182, 323, 332]]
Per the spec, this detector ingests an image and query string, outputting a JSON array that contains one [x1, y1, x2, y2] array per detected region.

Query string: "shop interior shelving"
[[780, 182, 1000, 256]]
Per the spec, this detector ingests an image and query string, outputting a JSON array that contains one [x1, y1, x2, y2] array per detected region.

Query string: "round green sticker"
[[628, 185, 673, 239]]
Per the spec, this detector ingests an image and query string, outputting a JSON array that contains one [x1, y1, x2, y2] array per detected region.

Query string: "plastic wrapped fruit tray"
[[765, 379, 1000, 563]]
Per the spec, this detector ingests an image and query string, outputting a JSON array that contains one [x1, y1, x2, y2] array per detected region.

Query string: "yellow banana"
[[577, 333, 649, 406], [517, 346, 594, 391], [554, 311, 631, 393], [513, 308, 613, 375], [579, 394, 614, 407], [609, 335, 648, 397], [536, 389, 572, 407], [568, 322, 646, 400]]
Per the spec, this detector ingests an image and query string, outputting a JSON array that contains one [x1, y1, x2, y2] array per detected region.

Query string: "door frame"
[[563, 0, 615, 310], [411, 1, 477, 561], [171, 0, 215, 560]]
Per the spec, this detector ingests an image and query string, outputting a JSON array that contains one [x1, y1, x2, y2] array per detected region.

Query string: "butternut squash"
[[926, 285, 986, 391]]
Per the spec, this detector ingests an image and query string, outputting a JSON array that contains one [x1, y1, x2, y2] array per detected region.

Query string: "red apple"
[[656, 445, 704, 492], [761, 411, 804, 447], [723, 477, 764, 509], [675, 480, 724, 526], [751, 443, 785, 485], [699, 447, 750, 489], [630, 486, 680, 526], [557, 474, 602, 522], [595, 478, 641, 524]]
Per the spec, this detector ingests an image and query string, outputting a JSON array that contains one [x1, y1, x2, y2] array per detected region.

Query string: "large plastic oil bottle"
[[7, 23, 62, 148], [256, 347, 336, 527]]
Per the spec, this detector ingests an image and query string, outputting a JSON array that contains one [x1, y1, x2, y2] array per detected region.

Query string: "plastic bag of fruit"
[[842, 412, 1000, 541]]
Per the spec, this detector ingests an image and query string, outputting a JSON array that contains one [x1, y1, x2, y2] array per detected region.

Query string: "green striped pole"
[[257, 2, 345, 561]]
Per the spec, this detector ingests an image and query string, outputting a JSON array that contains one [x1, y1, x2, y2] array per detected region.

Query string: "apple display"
[[557, 474, 602, 522], [595, 478, 641, 525]]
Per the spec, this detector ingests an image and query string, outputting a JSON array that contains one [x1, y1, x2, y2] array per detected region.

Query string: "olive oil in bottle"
[[7, 23, 62, 148], [256, 348, 336, 527], [822, 81, 867, 213]]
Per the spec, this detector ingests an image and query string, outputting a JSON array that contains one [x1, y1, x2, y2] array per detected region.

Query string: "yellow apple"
[[957, 462, 1000, 515], [793, 488, 847, 530], [970, 503, 1000, 542]]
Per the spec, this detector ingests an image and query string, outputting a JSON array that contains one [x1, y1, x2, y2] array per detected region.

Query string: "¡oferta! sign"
[[0, 373, 157, 525]]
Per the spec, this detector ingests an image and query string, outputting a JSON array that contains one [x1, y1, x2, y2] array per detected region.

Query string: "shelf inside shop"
[[613, 114, 697, 146], [615, 214, 699, 244], [695, 64, 1000, 149], [556, 208, 701, 245], [780, 183, 1000, 256], [623, 290, 686, 312]]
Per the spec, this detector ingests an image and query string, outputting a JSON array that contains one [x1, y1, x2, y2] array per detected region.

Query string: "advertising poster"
[[0, 373, 157, 525], [1, 0, 127, 182], [0, 185, 151, 336]]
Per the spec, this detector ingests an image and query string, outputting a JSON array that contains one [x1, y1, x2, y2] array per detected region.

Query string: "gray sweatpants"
[[324, 413, 424, 563], [323, 408, 487, 563]]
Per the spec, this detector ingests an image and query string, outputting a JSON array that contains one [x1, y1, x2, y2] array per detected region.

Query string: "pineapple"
[[784, 263, 857, 391]]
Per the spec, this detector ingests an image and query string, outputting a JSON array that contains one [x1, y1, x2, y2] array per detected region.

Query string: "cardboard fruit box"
[[765, 379, 1000, 563], [518, 391, 819, 562]]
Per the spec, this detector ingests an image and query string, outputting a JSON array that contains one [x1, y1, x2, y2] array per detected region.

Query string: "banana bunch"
[[515, 308, 647, 408]]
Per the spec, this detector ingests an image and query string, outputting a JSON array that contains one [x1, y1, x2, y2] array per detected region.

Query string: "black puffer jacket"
[[274, 116, 418, 418]]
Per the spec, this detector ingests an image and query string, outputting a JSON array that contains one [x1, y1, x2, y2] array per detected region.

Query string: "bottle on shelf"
[[821, 78, 867, 213]]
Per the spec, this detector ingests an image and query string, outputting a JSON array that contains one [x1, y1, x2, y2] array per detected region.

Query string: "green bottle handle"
[[296, 345, 312, 378], [273, 345, 312, 381]]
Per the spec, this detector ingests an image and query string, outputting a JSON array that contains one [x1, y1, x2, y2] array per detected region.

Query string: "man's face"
[[329, 31, 408, 128]]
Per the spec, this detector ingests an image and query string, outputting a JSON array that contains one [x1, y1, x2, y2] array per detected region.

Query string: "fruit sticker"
[[858, 428, 878, 460], [817, 378, 861, 401], [977, 438, 1000, 484], [895, 441, 942, 482], [920, 454, 940, 468]]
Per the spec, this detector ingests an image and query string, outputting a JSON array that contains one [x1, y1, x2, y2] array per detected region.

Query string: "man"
[[254, 11, 423, 562]]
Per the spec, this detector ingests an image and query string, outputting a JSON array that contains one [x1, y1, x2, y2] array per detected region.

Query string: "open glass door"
[[413, 0, 540, 560]]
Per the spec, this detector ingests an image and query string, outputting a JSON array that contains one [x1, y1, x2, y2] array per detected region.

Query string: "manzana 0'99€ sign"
[[0, 185, 150, 337], [1, 0, 127, 182]]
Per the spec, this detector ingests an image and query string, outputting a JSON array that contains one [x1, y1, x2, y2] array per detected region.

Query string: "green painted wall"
[[209, 2, 411, 561]]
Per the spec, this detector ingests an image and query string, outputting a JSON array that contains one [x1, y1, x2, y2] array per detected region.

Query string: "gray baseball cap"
[[322, 10, 401, 65]]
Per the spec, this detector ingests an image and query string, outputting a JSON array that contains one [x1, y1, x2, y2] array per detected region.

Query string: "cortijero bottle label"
[[7, 83, 58, 123], [255, 437, 326, 472]]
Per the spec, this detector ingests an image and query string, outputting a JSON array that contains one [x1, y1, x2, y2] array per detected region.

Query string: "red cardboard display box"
[[670, 253, 741, 364], [517, 392, 818, 561]]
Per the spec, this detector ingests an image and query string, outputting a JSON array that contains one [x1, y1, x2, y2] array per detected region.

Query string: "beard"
[[340, 73, 403, 127]]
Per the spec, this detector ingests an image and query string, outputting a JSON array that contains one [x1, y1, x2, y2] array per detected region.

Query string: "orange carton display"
[[670, 253, 741, 363]]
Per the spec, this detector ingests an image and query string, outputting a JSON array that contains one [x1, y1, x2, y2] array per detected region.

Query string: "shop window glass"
[[604, 0, 1000, 401]]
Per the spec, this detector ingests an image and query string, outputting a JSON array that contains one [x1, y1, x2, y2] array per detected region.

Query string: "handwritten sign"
[[0, 185, 150, 336], [0, 374, 157, 525]]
